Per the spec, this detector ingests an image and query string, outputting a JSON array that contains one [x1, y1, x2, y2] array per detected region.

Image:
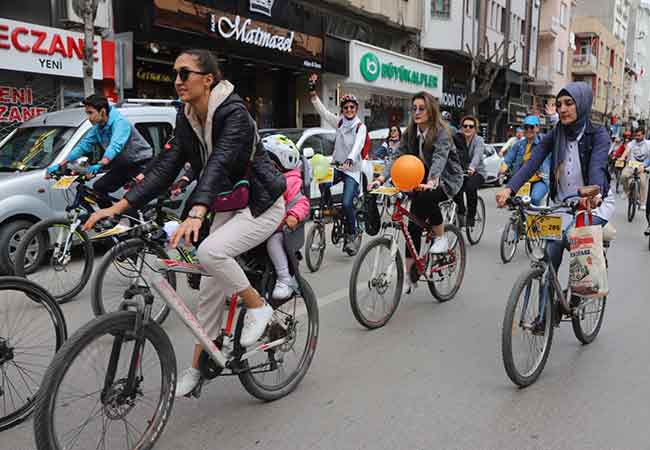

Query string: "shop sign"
[[250, 0, 274, 17], [0, 85, 48, 124], [508, 102, 528, 124], [210, 14, 293, 53], [348, 41, 442, 97], [136, 68, 173, 84], [440, 91, 466, 109], [0, 18, 110, 80]]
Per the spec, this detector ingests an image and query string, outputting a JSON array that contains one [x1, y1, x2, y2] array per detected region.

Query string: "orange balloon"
[[391, 155, 425, 191]]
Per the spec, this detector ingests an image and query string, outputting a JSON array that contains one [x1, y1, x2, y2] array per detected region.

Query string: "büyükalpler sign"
[[348, 40, 443, 97]]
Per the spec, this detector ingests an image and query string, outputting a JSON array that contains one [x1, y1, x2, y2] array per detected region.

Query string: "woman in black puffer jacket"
[[83, 49, 286, 397]]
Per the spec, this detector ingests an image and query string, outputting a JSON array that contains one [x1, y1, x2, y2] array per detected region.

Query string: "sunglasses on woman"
[[462, 123, 475, 129], [173, 67, 209, 82], [411, 106, 426, 113], [341, 105, 357, 111]]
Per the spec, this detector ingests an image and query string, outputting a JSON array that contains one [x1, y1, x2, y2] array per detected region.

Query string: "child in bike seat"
[[262, 135, 310, 300]]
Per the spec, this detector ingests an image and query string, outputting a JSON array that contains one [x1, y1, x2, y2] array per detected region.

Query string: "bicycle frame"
[[150, 272, 291, 370]]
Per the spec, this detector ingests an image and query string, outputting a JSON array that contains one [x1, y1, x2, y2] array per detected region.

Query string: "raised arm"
[[310, 95, 339, 128]]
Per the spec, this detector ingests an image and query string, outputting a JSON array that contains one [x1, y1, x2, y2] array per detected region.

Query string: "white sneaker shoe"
[[641, 205, 646, 211], [240, 303, 274, 347], [272, 281, 293, 300], [429, 235, 449, 254], [175, 367, 201, 397]]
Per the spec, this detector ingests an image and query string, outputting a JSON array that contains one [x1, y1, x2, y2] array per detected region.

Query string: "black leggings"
[[407, 187, 447, 257], [453, 173, 484, 226]]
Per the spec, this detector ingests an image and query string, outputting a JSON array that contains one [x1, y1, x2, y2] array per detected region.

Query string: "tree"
[[72, 0, 100, 96]]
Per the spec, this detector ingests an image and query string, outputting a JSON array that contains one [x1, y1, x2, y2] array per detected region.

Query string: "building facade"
[[0, 1, 116, 139], [574, 0, 631, 43], [624, 0, 650, 126], [570, 16, 625, 125], [531, 0, 575, 100]]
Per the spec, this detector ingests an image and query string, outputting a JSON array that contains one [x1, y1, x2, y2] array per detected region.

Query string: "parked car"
[[260, 127, 377, 202], [483, 143, 506, 186], [0, 102, 182, 274]]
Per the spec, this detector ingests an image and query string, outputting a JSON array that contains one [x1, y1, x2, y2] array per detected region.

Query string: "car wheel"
[[0, 219, 45, 275]]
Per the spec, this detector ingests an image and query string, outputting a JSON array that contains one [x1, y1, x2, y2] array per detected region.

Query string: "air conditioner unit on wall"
[[59, 0, 111, 30]]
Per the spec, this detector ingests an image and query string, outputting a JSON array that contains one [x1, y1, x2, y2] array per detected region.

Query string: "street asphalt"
[[3, 187, 650, 450]]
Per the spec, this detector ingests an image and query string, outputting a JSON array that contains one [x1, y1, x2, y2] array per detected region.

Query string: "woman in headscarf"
[[496, 81, 614, 271]]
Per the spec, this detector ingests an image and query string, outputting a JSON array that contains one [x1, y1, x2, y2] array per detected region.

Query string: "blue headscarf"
[[554, 82, 593, 173]]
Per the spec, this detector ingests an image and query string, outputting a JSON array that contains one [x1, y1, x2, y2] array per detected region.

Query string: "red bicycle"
[[348, 187, 466, 329]]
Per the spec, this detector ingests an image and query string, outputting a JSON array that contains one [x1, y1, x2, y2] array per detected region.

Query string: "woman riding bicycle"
[[496, 82, 614, 273], [371, 91, 463, 294], [452, 115, 488, 227], [83, 49, 286, 397], [309, 73, 366, 256]]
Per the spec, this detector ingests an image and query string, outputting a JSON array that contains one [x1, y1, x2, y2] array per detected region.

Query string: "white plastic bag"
[[568, 225, 608, 298]]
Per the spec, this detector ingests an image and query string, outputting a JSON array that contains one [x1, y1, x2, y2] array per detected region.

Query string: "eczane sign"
[[0, 18, 104, 79]]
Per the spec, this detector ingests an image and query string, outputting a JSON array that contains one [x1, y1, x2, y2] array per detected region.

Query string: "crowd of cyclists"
[[3, 47, 650, 449]]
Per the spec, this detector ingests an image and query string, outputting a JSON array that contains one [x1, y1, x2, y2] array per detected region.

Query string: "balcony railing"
[[572, 54, 598, 73]]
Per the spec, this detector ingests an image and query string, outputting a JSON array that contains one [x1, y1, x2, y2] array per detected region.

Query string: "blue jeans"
[[546, 215, 607, 272], [319, 169, 359, 235], [530, 181, 548, 206]]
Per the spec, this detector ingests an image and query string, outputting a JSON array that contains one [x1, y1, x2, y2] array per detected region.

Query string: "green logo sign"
[[360, 52, 380, 81], [358, 51, 439, 89]]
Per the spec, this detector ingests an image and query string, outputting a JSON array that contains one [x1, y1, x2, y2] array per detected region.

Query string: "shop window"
[[135, 123, 173, 156], [431, 0, 450, 19]]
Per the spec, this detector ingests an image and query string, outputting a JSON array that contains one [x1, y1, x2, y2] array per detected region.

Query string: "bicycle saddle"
[[578, 185, 600, 198]]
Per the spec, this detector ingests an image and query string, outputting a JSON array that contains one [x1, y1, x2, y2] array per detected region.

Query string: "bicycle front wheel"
[[305, 224, 325, 272], [349, 237, 404, 329], [91, 238, 174, 325], [14, 218, 93, 304], [0, 277, 67, 431], [501, 267, 553, 387], [428, 225, 466, 302], [466, 196, 486, 245], [237, 275, 318, 401], [628, 182, 637, 222], [33, 311, 176, 450], [500, 219, 518, 264], [571, 296, 606, 344]]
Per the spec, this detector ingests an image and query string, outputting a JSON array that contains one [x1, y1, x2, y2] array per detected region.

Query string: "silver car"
[[0, 104, 178, 274]]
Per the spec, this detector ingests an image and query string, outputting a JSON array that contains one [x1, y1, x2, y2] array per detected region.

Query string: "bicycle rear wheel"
[[466, 196, 486, 245], [91, 238, 174, 325], [501, 267, 553, 387], [33, 312, 175, 450], [628, 182, 637, 222], [428, 225, 466, 302], [0, 277, 67, 431], [571, 296, 606, 344], [14, 218, 93, 304], [349, 237, 404, 329], [305, 224, 325, 272], [237, 275, 318, 401], [500, 219, 518, 264]]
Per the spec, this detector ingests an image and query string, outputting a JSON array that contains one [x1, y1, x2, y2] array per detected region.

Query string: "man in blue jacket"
[[47, 95, 153, 206], [499, 115, 551, 205]]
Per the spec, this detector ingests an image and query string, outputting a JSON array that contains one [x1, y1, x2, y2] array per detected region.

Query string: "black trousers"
[[93, 158, 149, 210], [453, 173, 484, 226], [407, 187, 447, 256]]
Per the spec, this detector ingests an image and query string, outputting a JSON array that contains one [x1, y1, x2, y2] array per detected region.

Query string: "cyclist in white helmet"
[[262, 134, 310, 300], [309, 73, 367, 256]]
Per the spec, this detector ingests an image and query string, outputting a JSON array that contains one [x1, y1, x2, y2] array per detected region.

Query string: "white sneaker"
[[240, 303, 274, 347], [175, 367, 201, 397], [429, 235, 449, 254], [641, 205, 646, 211], [272, 281, 293, 300]]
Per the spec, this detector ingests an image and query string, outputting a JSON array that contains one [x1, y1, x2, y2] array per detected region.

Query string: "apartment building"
[[570, 16, 625, 125], [624, 0, 650, 124], [574, 0, 631, 43], [531, 0, 575, 101]]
